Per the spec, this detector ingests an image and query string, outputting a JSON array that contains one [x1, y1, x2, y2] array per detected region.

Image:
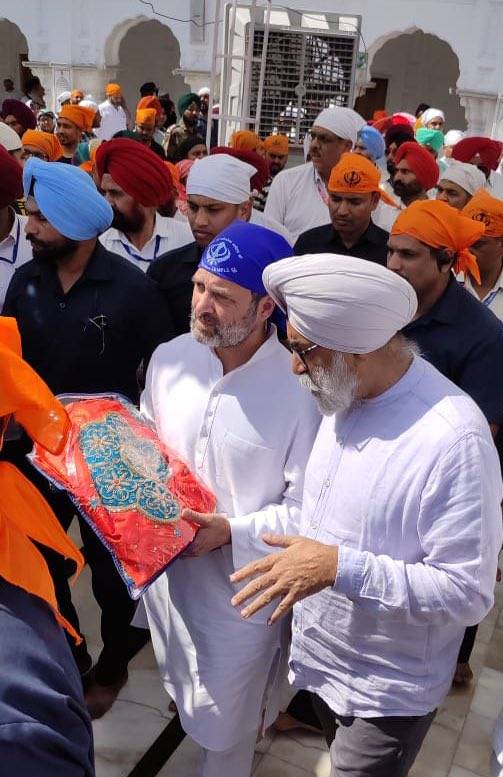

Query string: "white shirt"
[[290, 356, 502, 718], [141, 330, 320, 749], [0, 212, 32, 308], [99, 214, 193, 270], [460, 267, 503, 322], [372, 199, 400, 233], [95, 99, 127, 140], [250, 207, 294, 245], [265, 162, 330, 242]]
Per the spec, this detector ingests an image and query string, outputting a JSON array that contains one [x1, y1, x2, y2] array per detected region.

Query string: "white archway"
[[363, 28, 466, 130], [103, 17, 189, 115]]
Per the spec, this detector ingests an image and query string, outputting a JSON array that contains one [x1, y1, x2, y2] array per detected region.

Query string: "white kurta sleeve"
[[334, 431, 503, 627], [230, 411, 319, 572], [264, 170, 287, 225]]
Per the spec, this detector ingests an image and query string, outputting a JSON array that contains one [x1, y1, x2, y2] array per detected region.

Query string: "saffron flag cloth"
[[30, 394, 216, 598]]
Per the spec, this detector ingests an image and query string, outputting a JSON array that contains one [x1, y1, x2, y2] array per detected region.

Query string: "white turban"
[[440, 160, 487, 195], [79, 99, 98, 112], [443, 129, 464, 148], [186, 154, 254, 204], [198, 86, 210, 97], [263, 254, 418, 354], [0, 122, 22, 152], [421, 108, 445, 126], [57, 91, 71, 105], [312, 107, 366, 145]]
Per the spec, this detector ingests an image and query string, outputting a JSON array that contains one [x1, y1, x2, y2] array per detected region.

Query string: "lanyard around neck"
[[0, 218, 21, 265], [119, 234, 161, 264]]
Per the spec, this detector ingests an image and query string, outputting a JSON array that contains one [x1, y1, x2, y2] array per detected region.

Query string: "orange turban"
[[0, 317, 83, 642], [230, 129, 260, 152], [328, 152, 398, 207], [136, 108, 157, 127], [391, 199, 484, 283], [71, 89, 84, 100], [137, 96, 163, 119], [263, 134, 289, 155], [462, 189, 503, 238], [106, 83, 122, 97], [59, 104, 96, 133], [22, 130, 62, 161]]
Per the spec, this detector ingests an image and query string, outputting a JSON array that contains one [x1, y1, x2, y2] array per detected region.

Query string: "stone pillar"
[[26, 62, 119, 111], [458, 90, 498, 136]]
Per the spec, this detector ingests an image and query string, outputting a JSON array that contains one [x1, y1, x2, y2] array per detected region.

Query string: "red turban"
[[1, 99, 37, 132], [210, 146, 269, 192], [394, 141, 440, 190], [0, 145, 23, 208], [452, 136, 503, 172], [95, 138, 173, 207]]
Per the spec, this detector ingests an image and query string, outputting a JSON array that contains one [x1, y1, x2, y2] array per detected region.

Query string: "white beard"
[[298, 352, 359, 415]]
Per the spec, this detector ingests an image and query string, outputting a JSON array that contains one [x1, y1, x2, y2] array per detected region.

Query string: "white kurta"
[[141, 330, 320, 750], [96, 100, 128, 140], [265, 162, 330, 242]]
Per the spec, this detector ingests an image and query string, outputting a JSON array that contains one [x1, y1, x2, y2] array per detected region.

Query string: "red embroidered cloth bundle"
[[30, 394, 215, 598]]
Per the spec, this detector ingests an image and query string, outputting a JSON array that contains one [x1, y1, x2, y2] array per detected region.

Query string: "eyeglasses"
[[289, 342, 319, 367]]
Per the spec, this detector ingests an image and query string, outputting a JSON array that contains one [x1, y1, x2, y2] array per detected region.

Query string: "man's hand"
[[181, 509, 231, 557], [230, 535, 338, 625]]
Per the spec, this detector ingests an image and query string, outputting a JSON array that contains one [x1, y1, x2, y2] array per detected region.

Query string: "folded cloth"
[[30, 394, 216, 598]]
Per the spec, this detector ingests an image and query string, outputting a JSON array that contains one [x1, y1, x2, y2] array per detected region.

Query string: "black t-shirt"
[[294, 220, 389, 265], [148, 241, 203, 337], [404, 277, 503, 425], [2, 243, 174, 402]]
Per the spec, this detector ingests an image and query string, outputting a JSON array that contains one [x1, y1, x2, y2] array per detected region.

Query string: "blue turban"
[[357, 125, 385, 161], [23, 158, 113, 240], [199, 221, 292, 294]]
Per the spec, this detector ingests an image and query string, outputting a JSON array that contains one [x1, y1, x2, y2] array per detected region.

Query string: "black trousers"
[[3, 438, 149, 685], [457, 625, 478, 664]]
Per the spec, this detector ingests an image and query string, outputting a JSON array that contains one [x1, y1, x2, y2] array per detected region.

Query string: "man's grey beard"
[[298, 351, 359, 415], [190, 303, 258, 348]]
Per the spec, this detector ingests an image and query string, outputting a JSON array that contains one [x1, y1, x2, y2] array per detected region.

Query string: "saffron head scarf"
[[263, 254, 417, 353], [462, 189, 503, 238], [23, 158, 113, 239], [106, 83, 122, 97], [59, 104, 96, 133], [394, 141, 440, 190], [21, 130, 63, 162], [263, 134, 289, 155], [137, 95, 164, 119], [96, 138, 173, 207], [328, 152, 397, 207], [200, 221, 292, 294], [136, 108, 157, 127], [0, 316, 83, 641], [229, 129, 261, 152], [391, 199, 484, 282]]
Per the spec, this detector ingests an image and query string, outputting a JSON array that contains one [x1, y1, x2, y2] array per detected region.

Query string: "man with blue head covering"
[[354, 125, 386, 163], [141, 219, 320, 777], [2, 158, 174, 721]]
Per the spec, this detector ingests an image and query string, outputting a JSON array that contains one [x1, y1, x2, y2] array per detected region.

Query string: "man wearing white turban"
[[436, 160, 487, 209], [231, 254, 503, 777], [421, 107, 445, 130], [265, 106, 365, 241]]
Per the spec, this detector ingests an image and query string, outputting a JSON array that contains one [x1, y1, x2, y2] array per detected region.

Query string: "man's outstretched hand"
[[230, 535, 338, 625]]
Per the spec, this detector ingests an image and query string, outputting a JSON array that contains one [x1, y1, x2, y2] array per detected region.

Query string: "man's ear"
[[239, 199, 253, 222]]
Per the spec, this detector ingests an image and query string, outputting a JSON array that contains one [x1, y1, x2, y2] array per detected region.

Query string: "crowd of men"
[[1, 76, 503, 777]]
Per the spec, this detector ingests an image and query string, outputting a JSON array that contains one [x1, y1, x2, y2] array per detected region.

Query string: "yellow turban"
[[230, 129, 260, 152], [136, 108, 157, 127], [59, 104, 96, 133], [22, 130, 63, 162], [263, 134, 289, 155], [106, 83, 122, 97]]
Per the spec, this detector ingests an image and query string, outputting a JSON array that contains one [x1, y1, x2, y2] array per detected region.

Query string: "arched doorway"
[[357, 30, 466, 130], [0, 18, 31, 96], [115, 19, 189, 118]]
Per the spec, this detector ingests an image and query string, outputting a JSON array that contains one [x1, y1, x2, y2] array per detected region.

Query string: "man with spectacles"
[[231, 253, 502, 777], [141, 220, 319, 777], [265, 106, 366, 242], [2, 159, 173, 720]]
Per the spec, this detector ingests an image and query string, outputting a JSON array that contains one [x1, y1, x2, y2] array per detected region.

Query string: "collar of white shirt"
[[0, 208, 21, 250], [461, 266, 503, 299]]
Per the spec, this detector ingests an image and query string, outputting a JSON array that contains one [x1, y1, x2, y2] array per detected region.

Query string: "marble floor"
[[70, 523, 503, 777]]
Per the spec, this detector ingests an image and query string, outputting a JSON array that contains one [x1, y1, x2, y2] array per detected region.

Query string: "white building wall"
[[0, 0, 501, 135]]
